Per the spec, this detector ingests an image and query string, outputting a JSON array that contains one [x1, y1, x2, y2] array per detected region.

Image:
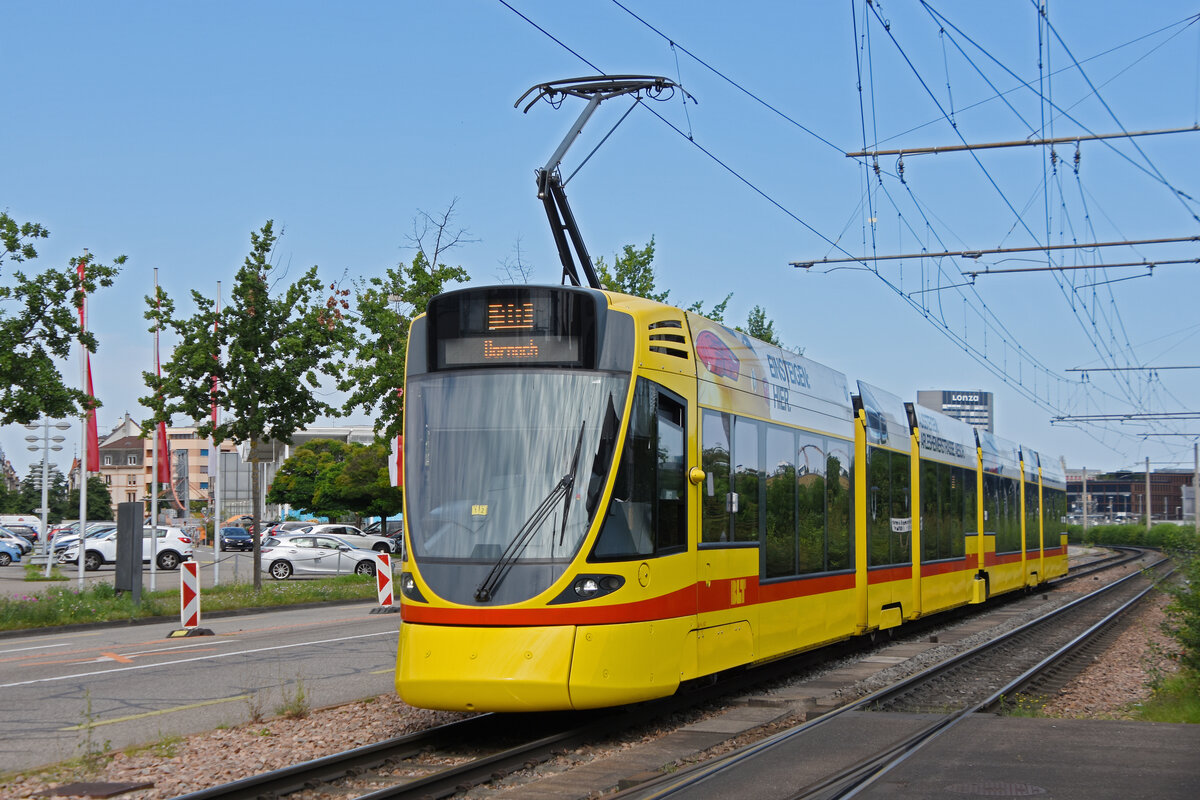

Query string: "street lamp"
[[24, 418, 71, 575]]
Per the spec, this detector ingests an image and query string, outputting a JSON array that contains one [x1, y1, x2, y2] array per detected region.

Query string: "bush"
[[1162, 550, 1200, 677], [1065, 522, 1199, 551]]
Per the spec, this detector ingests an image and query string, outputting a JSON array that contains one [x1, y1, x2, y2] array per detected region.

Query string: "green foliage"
[[16, 461, 70, 522], [1161, 550, 1200, 677], [685, 293, 732, 324], [1134, 672, 1200, 723], [596, 236, 734, 323], [1066, 522, 1199, 552], [596, 238, 668, 301], [275, 675, 310, 719], [267, 439, 403, 521], [67, 476, 114, 521], [266, 439, 352, 516], [0, 212, 123, 425], [340, 250, 466, 441], [144, 220, 353, 447], [738, 304, 780, 346]]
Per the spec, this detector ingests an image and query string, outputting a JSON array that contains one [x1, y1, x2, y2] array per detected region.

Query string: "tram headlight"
[[399, 572, 427, 603], [575, 577, 601, 598], [549, 574, 625, 604]]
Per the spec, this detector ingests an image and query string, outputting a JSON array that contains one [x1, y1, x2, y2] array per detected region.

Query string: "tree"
[[340, 205, 469, 441], [596, 238, 668, 302], [68, 476, 114, 521], [321, 442, 404, 521], [596, 237, 731, 321], [144, 221, 354, 589], [266, 439, 353, 518], [267, 440, 404, 524], [0, 211, 123, 425], [740, 304, 780, 346], [18, 462, 70, 523]]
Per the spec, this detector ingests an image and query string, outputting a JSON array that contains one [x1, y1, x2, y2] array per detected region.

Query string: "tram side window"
[[947, 466, 966, 559], [868, 447, 912, 566], [920, 459, 941, 562], [963, 468, 977, 543], [764, 425, 798, 578], [1024, 480, 1041, 552], [994, 476, 1021, 554], [825, 441, 853, 571], [982, 473, 998, 537], [593, 380, 687, 559], [701, 411, 732, 543], [917, 460, 963, 563], [657, 396, 687, 553], [1042, 488, 1065, 548], [733, 417, 762, 543], [797, 433, 826, 574]]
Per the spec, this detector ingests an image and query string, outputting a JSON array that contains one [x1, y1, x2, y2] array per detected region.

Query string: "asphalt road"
[[0, 600, 401, 772]]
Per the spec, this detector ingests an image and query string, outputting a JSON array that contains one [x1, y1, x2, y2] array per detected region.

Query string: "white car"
[[291, 524, 395, 553], [60, 526, 194, 571], [260, 534, 380, 580]]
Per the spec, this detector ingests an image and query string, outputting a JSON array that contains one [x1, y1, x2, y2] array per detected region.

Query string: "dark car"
[[219, 527, 253, 552], [6, 525, 40, 543]]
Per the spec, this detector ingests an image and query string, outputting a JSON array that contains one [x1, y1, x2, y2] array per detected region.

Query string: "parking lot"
[[0, 545, 264, 598]]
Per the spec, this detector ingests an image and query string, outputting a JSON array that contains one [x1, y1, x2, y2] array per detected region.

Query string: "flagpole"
[[150, 267, 159, 592], [77, 250, 89, 590], [212, 281, 221, 586]]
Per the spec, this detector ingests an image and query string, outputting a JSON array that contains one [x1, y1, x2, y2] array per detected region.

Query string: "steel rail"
[[623, 550, 1166, 799]]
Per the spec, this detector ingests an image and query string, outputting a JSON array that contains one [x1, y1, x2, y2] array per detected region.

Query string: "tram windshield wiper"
[[474, 421, 586, 603]]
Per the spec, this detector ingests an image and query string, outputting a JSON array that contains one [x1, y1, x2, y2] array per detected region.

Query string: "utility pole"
[[1194, 444, 1199, 536], [1081, 467, 1089, 535], [1146, 456, 1152, 533]]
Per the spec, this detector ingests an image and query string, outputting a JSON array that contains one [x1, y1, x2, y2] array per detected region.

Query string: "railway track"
[[175, 547, 1154, 800], [612, 550, 1172, 799]]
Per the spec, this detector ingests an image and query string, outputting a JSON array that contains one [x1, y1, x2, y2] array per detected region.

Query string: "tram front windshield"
[[405, 369, 628, 568]]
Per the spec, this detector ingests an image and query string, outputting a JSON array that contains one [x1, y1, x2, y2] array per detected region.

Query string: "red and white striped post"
[[370, 552, 399, 614], [168, 560, 213, 637]]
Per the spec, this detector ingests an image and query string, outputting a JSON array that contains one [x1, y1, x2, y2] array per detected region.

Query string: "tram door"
[[696, 410, 759, 675]]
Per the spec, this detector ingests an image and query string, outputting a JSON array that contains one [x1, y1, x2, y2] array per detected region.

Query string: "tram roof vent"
[[648, 318, 689, 360]]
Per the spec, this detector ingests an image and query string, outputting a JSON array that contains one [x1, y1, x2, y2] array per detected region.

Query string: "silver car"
[[260, 534, 380, 580]]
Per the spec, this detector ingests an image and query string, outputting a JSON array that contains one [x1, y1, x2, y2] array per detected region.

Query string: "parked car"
[[0, 541, 22, 566], [265, 521, 313, 537], [0, 528, 33, 555], [292, 524, 395, 553], [60, 526, 194, 571], [52, 526, 117, 555], [362, 518, 403, 537], [7, 525, 40, 543], [260, 534, 380, 580], [219, 527, 253, 552]]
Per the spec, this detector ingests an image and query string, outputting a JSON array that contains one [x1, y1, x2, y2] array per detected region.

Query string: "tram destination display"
[[428, 286, 598, 369]]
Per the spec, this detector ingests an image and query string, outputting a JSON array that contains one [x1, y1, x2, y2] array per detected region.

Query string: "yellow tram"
[[394, 284, 1068, 712]]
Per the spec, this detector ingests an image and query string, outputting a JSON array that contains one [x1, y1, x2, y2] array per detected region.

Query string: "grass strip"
[[0, 574, 377, 632]]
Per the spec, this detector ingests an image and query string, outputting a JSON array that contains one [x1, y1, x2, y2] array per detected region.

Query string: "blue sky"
[[3, 0, 1200, 480]]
